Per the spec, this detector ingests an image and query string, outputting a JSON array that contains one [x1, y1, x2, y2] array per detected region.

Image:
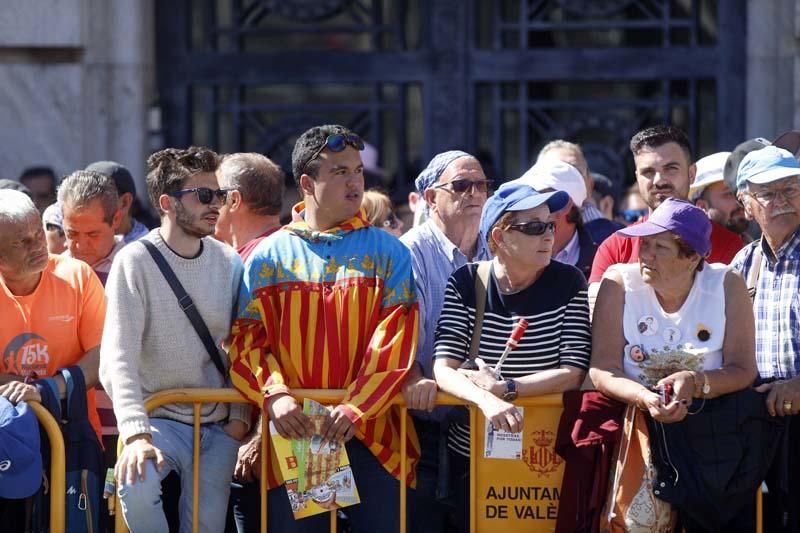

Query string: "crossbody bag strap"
[[746, 243, 764, 301], [140, 239, 227, 377], [467, 261, 492, 362]]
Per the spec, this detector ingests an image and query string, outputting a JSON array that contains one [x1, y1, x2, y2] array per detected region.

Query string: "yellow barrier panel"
[[111, 389, 763, 533], [29, 401, 66, 533], [470, 395, 564, 531]]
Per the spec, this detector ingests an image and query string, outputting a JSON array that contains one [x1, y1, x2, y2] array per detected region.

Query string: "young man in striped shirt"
[[229, 124, 420, 532]]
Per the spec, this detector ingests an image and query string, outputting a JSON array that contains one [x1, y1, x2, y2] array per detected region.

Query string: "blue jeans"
[[266, 437, 400, 532], [117, 418, 240, 533]]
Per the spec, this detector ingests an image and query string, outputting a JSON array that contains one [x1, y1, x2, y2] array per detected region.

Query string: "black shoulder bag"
[[140, 239, 227, 377]]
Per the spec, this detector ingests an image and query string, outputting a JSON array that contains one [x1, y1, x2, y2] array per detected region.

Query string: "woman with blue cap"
[[591, 198, 764, 531], [432, 180, 592, 531]]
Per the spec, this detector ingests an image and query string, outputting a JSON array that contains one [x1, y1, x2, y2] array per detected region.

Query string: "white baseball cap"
[[689, 151, 731, 201], [517, 160, 586, 206]]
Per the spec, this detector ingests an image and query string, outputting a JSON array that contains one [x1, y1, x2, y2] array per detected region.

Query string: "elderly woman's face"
[[496, 205, 554, 266], [638, 232, 697, 288]]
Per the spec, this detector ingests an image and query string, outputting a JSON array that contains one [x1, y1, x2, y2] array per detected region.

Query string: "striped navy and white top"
[[434, 260, 592, 457]]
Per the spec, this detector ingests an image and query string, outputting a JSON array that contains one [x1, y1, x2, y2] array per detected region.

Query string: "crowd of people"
[[1, 122, 799, 533]]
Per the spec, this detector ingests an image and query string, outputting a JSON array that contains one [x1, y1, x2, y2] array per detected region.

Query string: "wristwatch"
[[502, 379, 518, 401]]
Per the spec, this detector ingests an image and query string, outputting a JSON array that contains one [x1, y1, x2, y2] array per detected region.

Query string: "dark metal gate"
[[156, 0, 745, 194]]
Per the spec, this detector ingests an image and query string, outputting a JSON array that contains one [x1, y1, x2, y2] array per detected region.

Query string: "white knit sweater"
[[99, 230, 249, 443]]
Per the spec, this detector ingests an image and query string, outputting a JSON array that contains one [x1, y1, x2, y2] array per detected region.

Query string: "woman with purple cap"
[[591, 198, 762, 531], [433, 180, 591, 531]]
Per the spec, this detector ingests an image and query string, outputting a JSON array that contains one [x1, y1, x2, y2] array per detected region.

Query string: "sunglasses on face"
[[382, 211, 400, 230], [433, 178, 493, 194], [507, 221, 555, 236], [621, 208, 648, 223], [304, 133, 365, 172], [45, 223, 64, 237], [171, 187, 229, 205]]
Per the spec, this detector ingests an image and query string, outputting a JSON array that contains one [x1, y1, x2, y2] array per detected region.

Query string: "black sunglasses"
[[382, 211, 400, 230], [304, 133, 365, 172], [434, 179, 493, 194], [45, 223, 64, 237], [508, 221, 555, 236], [171, 187, 229, 205]]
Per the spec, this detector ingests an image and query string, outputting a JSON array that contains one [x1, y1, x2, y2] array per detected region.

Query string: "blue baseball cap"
[[0, 398, 42, 498], [479, 181, 569, 242], [617, 198, 711, 257], [736, 146, 800, 190]]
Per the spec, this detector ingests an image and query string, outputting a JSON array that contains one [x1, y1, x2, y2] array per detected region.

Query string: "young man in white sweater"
[[99, 146, 248, 533]]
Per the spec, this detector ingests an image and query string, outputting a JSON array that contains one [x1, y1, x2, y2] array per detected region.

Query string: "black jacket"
[[645, 388, 785, 531]]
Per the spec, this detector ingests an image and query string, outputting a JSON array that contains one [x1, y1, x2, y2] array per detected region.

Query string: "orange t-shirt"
[[0, 254, 105, 441]]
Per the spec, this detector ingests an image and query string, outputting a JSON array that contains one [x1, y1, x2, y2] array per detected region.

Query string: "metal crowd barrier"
[[111, 388, 763, 533], [29, 401, 66, 533]]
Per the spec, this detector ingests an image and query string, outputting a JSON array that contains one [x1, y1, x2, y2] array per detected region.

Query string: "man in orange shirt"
[[0, 189, 105, 441]]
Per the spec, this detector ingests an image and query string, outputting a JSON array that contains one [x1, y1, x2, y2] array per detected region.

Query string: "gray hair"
[[218, 153, 284, 216], [537, 140, 589, 177], [0, 189, 38, 226], [57, 170, 119, 224]]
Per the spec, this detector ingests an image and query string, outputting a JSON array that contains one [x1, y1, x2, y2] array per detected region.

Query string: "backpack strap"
[[59, 366, 87, 422], [140, 239, 227, 377], [467, 261, 492, 363], [34, 377, 62, 422], [746, 243, 764, 301]]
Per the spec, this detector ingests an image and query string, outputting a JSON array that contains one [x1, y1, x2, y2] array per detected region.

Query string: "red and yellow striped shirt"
[[229, 205, 420, 488]]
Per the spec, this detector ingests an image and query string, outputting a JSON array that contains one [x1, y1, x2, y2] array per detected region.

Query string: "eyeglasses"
[[303, 133, 365, 172], [747, 183, 800, 205], [45, 223, 64, 237], [507, 221, 555, 236], [433, 179, 493, 194], [382, 211, 400, 230], [171, 187, 229, 205]]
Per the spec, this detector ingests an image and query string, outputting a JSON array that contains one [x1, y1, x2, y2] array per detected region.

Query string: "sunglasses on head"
[[434, 178, 493, 194], [508, 220, 555, 236], [171, 187, 229, 205], [304, 133, 365, 172]]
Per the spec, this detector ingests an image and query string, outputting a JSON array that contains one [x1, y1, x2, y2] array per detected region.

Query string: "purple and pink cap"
[[616, 198, 711, 257]]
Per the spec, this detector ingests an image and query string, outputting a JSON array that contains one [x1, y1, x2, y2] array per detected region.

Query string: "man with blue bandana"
[[400, 150, 492, 532]]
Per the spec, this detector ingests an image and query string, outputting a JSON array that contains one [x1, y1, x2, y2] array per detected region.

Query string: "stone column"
[[0, 0, 154, 202], [746, 0, 800, 138]]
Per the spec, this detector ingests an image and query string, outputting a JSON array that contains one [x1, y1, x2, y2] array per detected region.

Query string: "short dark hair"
[[218, 153, 285, 216], [19, 166, 57, 189], [629, 125, 693, 163], [566, 205, 582, 226], [146, 146, 220, 215], [291, 124, 353, 185]]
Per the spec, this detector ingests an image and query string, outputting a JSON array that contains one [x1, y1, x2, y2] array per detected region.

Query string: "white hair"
[[0, 189, 38, 225]]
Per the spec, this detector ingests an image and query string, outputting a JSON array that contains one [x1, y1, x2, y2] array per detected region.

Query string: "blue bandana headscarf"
[[414, 150, 472, 194]]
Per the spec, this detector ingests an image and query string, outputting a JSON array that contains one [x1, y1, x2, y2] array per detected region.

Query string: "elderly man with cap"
[[690, 151, 749, 242], [85, 160, 150, 243], [730, 146, 800, 531], [398, 150, 491, 531], [519, 160, 598, 279]]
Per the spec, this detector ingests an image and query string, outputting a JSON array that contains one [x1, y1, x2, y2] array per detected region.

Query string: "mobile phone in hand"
[[657, 382, 674, 404]]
